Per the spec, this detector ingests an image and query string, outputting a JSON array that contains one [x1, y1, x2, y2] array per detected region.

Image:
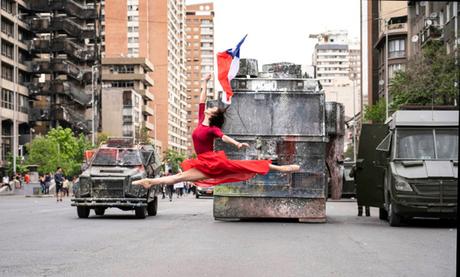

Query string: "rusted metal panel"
[[214, 196, 326, 222], [213, 60, 328, 222]]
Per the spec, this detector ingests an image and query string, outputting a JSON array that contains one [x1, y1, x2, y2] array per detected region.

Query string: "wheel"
[[77, 206, 90, 218], [147, 196, 158, 216], [95, 208, 105, 216], [388, 201, 401, 227], [135, 206, 147, 219], [379, 208, 388, 220]]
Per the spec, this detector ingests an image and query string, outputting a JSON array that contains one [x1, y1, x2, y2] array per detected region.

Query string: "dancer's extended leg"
[[133, 168, 208, 189], [269, 164, 300, 173]]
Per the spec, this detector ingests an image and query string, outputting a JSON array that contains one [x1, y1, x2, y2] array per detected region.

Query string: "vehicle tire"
[[77, 206, 90, 218], [95, 208, 105, 216], [379, 208, 388, 220], [388, 201, 401, 227], [135, 207, 147, 219], [147, 196, 158, 216]]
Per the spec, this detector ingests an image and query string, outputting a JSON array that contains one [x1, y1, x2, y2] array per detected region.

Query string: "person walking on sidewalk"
[[54, 167, 64, 202]]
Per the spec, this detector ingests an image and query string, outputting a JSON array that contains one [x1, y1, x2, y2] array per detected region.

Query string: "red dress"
[[181, 103, 271, 187]]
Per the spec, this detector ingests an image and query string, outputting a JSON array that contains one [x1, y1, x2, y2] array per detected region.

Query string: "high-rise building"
[[366, 1, 408, 107], [310, 30, 361, 119], [0, 0, 34, 166], [103, 0, 188, 154], [185, 3, 214, 156]]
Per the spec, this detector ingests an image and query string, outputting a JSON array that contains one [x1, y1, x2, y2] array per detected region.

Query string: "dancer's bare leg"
[[133, 168, 208, 189], [269, 164, 300, 173]]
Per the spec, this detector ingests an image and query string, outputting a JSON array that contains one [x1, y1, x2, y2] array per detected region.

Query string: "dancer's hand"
[[202, 73, 212, 82], [237, 142, 249, 149], [132, 179, 151, 189]]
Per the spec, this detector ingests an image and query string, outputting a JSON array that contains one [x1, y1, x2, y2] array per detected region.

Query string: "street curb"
[[327, 198, 357, 202], [25, 195, 54, 198], [0, 193, 16, 197]]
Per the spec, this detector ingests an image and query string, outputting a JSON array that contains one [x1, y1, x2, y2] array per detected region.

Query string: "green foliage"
[[26, 127, 92, 176], [5, 153, 28, 176], [96, 132, 109, 146], [364, 98, 387, 123], [163, 149, 186, 174], [389, 41, 459, 108], [136, 125, 151, 145]]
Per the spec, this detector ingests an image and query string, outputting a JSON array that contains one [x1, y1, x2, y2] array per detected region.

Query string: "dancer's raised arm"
[[199, 73, 212, 103], [222, 135, 249, 149]]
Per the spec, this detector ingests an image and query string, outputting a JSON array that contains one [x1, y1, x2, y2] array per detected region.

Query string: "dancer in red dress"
[[133, 74, 300, 189]]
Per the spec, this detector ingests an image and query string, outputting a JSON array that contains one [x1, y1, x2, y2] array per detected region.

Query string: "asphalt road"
[[0, 195, 456, 277]]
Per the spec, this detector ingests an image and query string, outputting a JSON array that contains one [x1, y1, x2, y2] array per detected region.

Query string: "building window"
[[1, 63, 13, 81], [110, 65, 135, 74], [389, 64, 405, 79], [1, 40, 13, 59], [1, 88, 13, 110], [128, 16, 139, 22], [1, 0, 14, 14], [1, 19, 14, 36], [388, 39, 405, 58], [111, 81, 134, 88], [446, 3, 450, 22]]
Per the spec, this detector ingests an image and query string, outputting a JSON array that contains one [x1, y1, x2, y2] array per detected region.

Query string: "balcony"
[[28, 80, 91, 106], [28, 0, 98, 20], [142, 105, 154, 116], [102, 73, 154, 87], [30, 17, 96, 38], [144, 121, 154, 131], [29, 106, 89, 132], [31, 60, 92, 82], [30, 38, 96, 61], [421, 25, 443, 47], [138, 89, 154, 101]]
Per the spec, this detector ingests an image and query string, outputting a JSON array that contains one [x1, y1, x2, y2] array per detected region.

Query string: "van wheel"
[[95, 208, 105, 216], [388, 202, 401, 227], [135, 207, 147, 219], [379, 208, 388, 220], [147, 196, 158, 216], [77, 206, 90, 218]]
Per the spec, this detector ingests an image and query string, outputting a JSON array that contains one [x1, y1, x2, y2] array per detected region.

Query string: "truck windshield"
[[396, 128, 458, 160], [91, 148, 143, 166]]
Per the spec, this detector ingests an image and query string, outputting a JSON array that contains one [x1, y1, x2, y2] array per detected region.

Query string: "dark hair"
[[208, 108, 226, 129]]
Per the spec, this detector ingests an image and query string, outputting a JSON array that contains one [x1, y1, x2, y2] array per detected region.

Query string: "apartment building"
[[101, 57, 159, 148], [311, 30, 361, 119], [185, 3, 214, 156], [366, 1, 408, 106], [0, 0, 34, 166], [103, 0, 188, 154]]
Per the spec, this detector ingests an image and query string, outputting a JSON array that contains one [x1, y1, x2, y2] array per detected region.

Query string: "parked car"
[[71, 138, 161, 219], [195, 184, 213, 198]]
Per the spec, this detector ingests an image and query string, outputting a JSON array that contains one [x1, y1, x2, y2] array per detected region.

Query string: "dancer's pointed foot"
[[280, 164, 301, 173]]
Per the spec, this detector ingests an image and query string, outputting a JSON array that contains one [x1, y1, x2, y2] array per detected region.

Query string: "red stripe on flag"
[[217, 51, 234, 102]]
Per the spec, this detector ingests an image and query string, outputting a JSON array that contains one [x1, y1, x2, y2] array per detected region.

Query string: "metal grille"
[[91, 179, 124, 198], [413, 180, 458, 198]]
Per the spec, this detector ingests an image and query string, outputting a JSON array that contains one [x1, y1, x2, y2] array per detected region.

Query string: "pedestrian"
[[62, 176, 70, 197], [54, 167, 64, 202], [12, 176, 21, 190], [44, 173, 51, 194], [24, 172, 30, 185], [39, 174, 46, 194], [72, 176, 79, 196], [166, 170, 174, 202], [1, 175, 11, 191], [349, 165, 370, 217], [133, 73, 300, 189], [174, 181, 185, 198]]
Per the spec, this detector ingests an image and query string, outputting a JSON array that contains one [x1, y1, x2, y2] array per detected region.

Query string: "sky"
[[186, 0, 361, 67]]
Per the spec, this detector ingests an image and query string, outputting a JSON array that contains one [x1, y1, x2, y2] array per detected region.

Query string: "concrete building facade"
[[185, 3, 214, 156], [366, 1, 408, 107], [311, 30, 361, 119], [0, 0, 32, 166], [103, 0, 188, 154]]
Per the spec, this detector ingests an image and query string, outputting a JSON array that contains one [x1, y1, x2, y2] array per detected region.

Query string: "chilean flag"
[[217, 35, 247, 104]]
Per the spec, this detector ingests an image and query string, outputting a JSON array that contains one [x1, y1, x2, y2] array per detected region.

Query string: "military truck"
[[355, 109, 458, 226], [71, 138, 161, 219]]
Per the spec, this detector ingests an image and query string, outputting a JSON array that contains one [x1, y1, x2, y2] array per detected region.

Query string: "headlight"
[[394, 177, 413, 192]]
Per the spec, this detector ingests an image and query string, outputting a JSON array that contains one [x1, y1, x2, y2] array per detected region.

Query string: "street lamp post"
[[91, 65, 98, 146], [352, 77, 357, 162]]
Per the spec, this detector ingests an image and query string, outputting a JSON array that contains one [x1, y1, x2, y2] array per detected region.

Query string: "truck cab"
[[355, 110, 458, 226]]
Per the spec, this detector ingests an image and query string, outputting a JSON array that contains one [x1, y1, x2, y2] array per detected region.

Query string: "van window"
[[396, 129, 435, 159], [435, 129, 458, 160]]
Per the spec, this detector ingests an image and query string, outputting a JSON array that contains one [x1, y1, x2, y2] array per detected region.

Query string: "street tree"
[[163, 149, 186, 174], [27, 127, 92, 176]]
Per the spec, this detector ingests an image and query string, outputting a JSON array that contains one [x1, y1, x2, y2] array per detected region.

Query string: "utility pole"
[[385, 19, 389, 120], [91, 65, 98, 146]]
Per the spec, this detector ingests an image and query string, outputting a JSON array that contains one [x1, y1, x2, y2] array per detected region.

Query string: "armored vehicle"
[[212, 60, 331, 222], [355, 109, 458, 226], [71, 138, 161, 219]]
